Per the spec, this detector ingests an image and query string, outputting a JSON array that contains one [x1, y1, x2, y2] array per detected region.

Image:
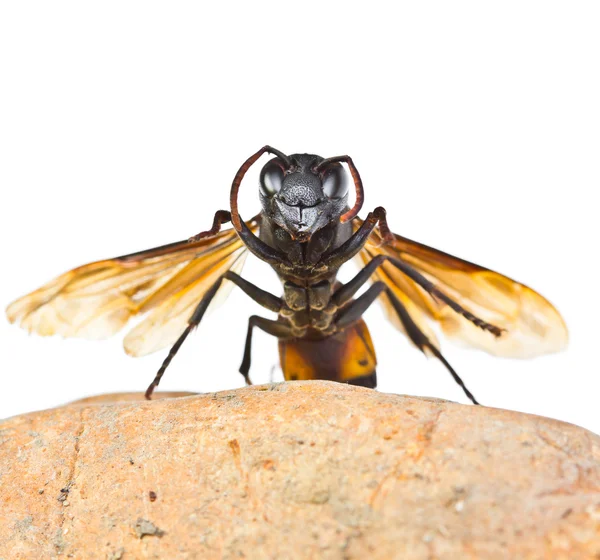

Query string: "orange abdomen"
[[278, 319, 377, 388]]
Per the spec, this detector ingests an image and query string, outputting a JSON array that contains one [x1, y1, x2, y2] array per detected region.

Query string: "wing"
[[355, 219, 568, 358], [6, 218, 259, 357]]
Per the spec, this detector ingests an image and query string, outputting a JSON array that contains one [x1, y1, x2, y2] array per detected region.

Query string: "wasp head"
[[259, 154, 349, 242]]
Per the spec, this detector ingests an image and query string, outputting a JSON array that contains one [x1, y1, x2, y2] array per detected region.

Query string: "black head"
[[229, 146, 364, 241], [258, 154, 350, 242]]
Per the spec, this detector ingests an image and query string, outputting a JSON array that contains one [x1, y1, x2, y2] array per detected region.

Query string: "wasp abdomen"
[[278, 318, 377, 387]]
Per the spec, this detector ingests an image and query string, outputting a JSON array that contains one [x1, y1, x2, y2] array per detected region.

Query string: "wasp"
[[7, 146, 568, 404]]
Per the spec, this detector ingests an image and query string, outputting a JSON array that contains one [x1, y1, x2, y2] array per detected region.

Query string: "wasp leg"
[[335, 282, 387, 330], [188, 210, 284, 267], [382, 287, 480, 405], [332, 255, 388, 307], [384, 256, 503, 337], [323, 209, 501, 337], [239, 316, 294, 385], [145, 273, 283, 400], [188, 210, 232, 242], [236, 219, 288, 266], [322, 206, 392, 269], [333, 253, 502, 337], [221, 271, 283, 313], [332, 277, 480, 405]]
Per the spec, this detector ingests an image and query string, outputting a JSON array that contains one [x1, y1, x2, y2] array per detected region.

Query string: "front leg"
[[187, 210, 289, 269], [321, 207, 393, 270]]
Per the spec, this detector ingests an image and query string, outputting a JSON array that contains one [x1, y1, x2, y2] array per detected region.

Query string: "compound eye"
[[260, 160, 285, 197], [322, 165, 349, 199]]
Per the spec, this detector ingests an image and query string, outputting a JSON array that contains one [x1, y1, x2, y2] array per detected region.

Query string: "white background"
[[1, 2, 598, 433]]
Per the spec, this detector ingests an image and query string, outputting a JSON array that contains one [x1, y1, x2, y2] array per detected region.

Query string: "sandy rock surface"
[[0, 381, 599, 560]]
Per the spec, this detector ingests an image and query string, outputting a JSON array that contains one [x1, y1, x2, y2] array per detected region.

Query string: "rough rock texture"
[[0, 381, 599, 560]]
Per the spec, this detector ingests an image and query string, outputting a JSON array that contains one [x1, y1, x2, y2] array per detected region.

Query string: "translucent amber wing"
[[123, 248, 248, 356], [7, 220, 258, 355], [355, 219, 568, 358]]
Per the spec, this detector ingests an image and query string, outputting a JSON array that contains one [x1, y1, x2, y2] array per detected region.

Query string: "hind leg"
[[382, 288, 480, 405], [331, 281, 479, 404]]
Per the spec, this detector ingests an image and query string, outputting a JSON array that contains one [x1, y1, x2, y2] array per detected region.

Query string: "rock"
[[0, 381, 599, 560]]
